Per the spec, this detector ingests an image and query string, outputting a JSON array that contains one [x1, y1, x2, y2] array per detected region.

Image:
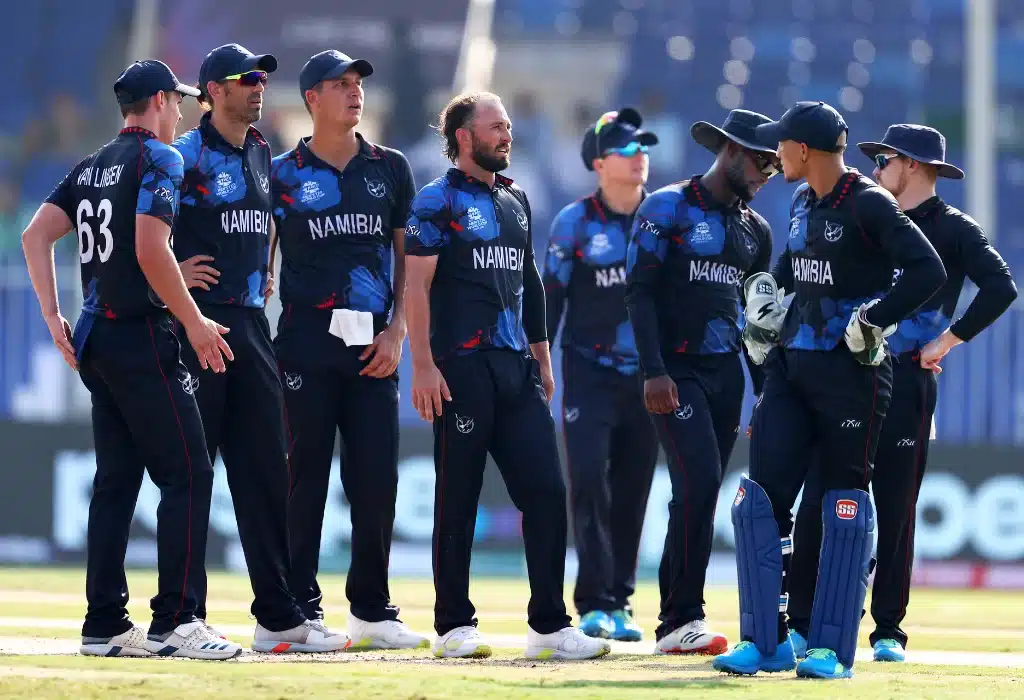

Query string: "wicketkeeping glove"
[[742, 272, 789, 365], [843, 299, 897, 366]]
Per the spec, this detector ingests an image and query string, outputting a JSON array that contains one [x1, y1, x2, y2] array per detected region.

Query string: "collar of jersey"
[[120, 126, 158, 140], [804, 168, 860, 208], [294, 133, 379, 171], [446, 167, 513, 191], [588, 187, 646, 223], [684, 175, 745, 213], [904, 195, 944, 220], [199, 112, 266, 153]]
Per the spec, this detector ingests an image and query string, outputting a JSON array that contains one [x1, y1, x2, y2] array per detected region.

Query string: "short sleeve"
[[44, 163, 81, 219], [137, 142, 184, 225], [390, 150, 416, 230], [405, 181, 450, 256]]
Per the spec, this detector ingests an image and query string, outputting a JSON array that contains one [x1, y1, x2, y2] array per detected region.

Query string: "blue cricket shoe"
[[608, 609, 643, 642], [712, 636, 797, 676], [796, 648, 853, 679], [578, 611, 613, 638], [873, 638, 906, 662]]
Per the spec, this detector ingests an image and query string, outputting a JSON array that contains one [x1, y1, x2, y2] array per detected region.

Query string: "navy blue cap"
[[198, 43, 277, 92], [691, 109, 778, 155], [581, 107, 659, 171], [114, 60, 200, 105], [857, 124, 964, 179], [754, 101, 849, 153], [299, 50, 374, 96]]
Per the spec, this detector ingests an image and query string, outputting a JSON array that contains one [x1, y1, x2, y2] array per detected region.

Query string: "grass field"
[[0, 567, 1021, 698]]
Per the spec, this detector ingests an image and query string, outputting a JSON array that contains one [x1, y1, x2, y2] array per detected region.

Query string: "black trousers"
[[562, 351, 657, 616], [432, 350, 571, 636], [749, 348, 893, 628], [275, 306, 400, 623], [76, 312, 212, 638], [654, 352, 745, 639], [178, 304, 304, 632], [789, 358, 936, 647]]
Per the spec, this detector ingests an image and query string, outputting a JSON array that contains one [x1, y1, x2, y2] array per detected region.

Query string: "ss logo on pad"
[[836, 499, 858, 520]]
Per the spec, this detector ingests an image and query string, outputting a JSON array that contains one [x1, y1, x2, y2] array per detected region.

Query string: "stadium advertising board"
[[1, 421, 1022, 587]]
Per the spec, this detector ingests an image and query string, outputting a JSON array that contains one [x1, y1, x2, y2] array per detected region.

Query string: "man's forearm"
[[138, 242, 203, 328], [23, 238, 61, 319], [391, 256, 408, 329], [406, 282, 432, 366]]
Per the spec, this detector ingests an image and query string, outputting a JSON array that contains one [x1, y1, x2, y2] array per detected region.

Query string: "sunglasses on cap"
[[602, 142, 649, 158], [221, 70, 268, 86], [874, 153, 902, 170], [747, 149, 779, 178]]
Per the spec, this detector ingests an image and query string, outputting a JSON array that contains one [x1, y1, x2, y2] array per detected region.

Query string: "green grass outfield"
[[0, 567, 1022, 698]]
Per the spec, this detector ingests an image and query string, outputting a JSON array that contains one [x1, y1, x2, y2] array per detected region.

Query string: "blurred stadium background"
[[0, 0, 1021, 588]]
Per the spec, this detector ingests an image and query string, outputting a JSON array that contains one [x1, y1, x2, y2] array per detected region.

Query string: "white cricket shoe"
[[81, 624, 152, 657], [199, 619, 227, 639], [144, 620, 243, 660], [251, 618, 350, 653], [432, 626, 492, 658], [525, 626, 612, 660], [348, 614, 430, 650], [655, 619, 729, 655]]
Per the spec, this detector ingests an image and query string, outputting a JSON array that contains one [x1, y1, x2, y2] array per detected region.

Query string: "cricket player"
[[22, 60, 241, 659], [625, 109, 778, 654], [787, 124, 1018, 663], [172, 43, 346, 652], [542, 107, 659, 642], [270, 49, 427, 649], [405, 91, 611, 661], [713, 102, 947, 679]]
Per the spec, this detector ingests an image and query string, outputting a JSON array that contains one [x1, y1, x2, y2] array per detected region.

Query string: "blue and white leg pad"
[[808, 489, 875, 669], [732, 476, 788, 657]]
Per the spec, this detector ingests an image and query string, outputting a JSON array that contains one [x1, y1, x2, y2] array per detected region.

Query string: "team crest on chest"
[[516, 211, 529, 231], [824, 221, 844, 242], [789, 218, 801, 238], [258, 173, 269, 194], [366, 178, 386, 198]]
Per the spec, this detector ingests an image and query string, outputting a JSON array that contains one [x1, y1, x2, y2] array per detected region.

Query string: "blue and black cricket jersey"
[[271, 135, 415, 326], [46, 126, 182, 321], [772, 170, 946, 351], [887, 196, 1017, 357], [405, 168, 546, 361], [172, 112, 273, 308], [544, 191, 643, 376], [625, 176, 773, 379]]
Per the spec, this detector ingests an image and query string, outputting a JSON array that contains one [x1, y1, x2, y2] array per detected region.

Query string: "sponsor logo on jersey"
[[836, 499, 859, 520]]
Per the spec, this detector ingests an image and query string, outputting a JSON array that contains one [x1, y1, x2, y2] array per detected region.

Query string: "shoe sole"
[[348, 637, 431, 650], [525, 645, 612, 661], [145, 643, 243, 660], [873, 655, 905, 663], [656, 635, 729, 656], [251, 641, 349, 654], [796, 666, 853, 679], [80, 645, 151, 658], [433, 644, 493, 659]]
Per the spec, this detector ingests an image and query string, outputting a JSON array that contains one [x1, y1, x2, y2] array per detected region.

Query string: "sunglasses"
[[221, 70, 268, 87], [602, 142, 649, 158], [747, 149, 780, 178], [874, 153, 901, 170]]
